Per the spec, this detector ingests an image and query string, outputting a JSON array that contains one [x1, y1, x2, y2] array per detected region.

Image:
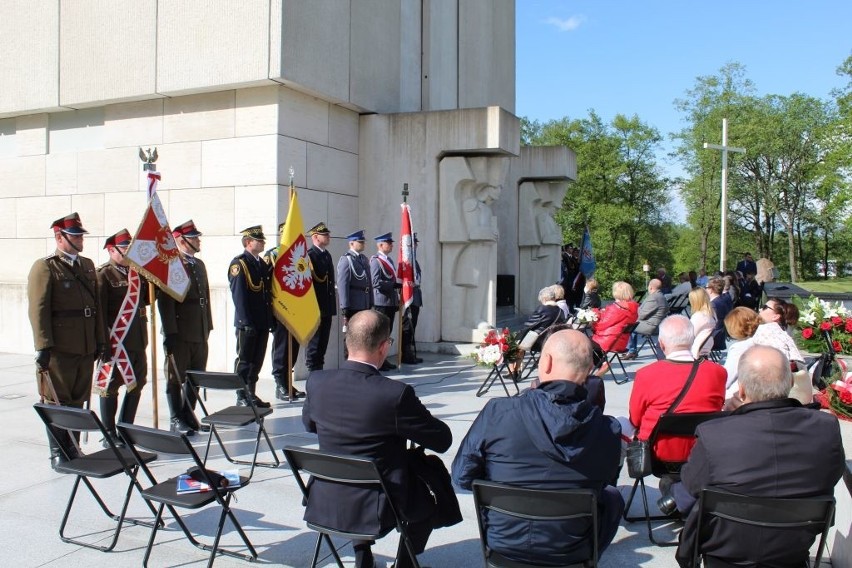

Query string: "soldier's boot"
[[118, 390, 141, 425], [273, 374, 287, 401], [46, 424, 80, 471], [166, 388, 196, 436], [99, 395, 123, 448], [180, 381, 209, 432]]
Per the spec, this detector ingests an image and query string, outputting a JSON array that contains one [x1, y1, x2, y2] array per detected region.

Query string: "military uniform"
[[370, 233, 399, 330], [230, 226, 273, 406], [337, 231, 373, 318], [96, 229, 149, 443], [28, 213, 104, 467], [158, 220, 212, 433], [305, 222, 336, 371]]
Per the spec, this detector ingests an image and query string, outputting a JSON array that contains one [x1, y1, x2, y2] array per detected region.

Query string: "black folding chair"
[[692, 489, 835, 568], [472, 480, 598, 567], [476, 359, 521, 397], [596, 322, 639, 385], [283, 445, 421, 568], [117, 422, 257, 567], [186, 370, 279, 479], [517, 320, 572, 382], [32, 403, 159, 552], [667, 294, 690, 315], [636, 327, 661, 359], [624, 411, 728, 546]]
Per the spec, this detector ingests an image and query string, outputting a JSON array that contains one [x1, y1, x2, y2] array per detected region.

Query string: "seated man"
[[452, 330, 623, 565], [669, 345, 844, 568], [302, 310, 453, 568], [628, 315, 726, 465], [624, 278, 668, 359]]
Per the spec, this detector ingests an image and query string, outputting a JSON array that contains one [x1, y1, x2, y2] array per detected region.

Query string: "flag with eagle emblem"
[[271, 187, 320, 344], [124, 171, 190, 301]]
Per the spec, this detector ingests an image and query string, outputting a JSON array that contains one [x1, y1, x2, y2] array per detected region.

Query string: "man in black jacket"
[[303, 310, 452, 568], [670, 345, 845, 568], [452, 329, 623, 566], [305, 222, 336, 371]]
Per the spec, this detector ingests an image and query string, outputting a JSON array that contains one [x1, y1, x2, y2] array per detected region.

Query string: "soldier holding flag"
[[305, 222, 336, 372]]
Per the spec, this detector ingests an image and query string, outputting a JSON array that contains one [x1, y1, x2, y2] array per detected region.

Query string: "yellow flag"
[[270, 190, 320, 344]]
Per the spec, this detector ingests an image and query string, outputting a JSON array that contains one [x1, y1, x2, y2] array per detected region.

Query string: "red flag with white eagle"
[[270, 184, 320, 344], [124, 171, 190, 302], [397, 203, 415, 310]]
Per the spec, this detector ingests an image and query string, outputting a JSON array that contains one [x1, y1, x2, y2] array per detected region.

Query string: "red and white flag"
[[396, 203, 415, 310], [124, 171, 190, 301]]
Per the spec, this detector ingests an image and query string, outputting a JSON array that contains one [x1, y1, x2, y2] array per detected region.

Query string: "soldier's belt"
[[182, 297, 208, 307], [52, 308, 96, 318], [348, 285, 370, 292]]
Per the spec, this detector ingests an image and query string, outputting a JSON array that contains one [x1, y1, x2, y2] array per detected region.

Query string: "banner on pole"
[[397, 203, 415, 311]]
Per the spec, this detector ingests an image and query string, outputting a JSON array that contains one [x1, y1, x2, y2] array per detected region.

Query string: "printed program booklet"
[[176, 469, 241, 494]]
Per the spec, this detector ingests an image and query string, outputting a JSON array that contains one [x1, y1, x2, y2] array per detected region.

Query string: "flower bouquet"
[[471, 328, 522, 368], [822, 364, 852, 421], [575, 308, 599, 324], [793, 295, 852, 356]]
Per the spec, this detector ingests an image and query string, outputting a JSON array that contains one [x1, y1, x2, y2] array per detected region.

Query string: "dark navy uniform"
[[264, 231, 302, 399], [305, 222, 336, 371], [337, 232, 373, 318], [230, 226, 273, 405]]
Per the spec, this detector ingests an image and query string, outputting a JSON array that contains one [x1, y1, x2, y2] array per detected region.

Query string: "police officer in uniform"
[[263, 222, 303, 400], [370, 232, 399, 371], [401, 233, 424, 364], [305, 222, 336, 371], [230, 226, 273, 408], [158, 220, 212, 435], [96, 229, 148, 446], [337, 230, 373, 358], [28, 213, 105, 470]]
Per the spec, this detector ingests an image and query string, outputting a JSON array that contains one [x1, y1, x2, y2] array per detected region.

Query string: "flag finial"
[[139, 147, 158, 171], [402, 183, 409, 203]]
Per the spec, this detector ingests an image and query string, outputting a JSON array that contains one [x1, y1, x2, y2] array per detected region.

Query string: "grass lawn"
[[797, 278, 852, 293]]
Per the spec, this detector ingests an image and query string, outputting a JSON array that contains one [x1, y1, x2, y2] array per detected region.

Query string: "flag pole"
[[286, 166, 295, 401], [141, 151, 160, 429]]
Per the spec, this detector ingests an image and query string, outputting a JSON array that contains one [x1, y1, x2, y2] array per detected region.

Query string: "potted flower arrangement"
[[793, 296, 852, 356], [471, 328, 523, 373]]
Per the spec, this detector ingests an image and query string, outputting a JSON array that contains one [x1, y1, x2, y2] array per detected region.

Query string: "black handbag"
[[406, 446, 462, 528], [625, 360, 701, 479]]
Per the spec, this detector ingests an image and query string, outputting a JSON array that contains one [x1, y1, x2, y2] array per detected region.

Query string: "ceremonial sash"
[[373, 255, 395, 279], [94, 268, 141, 395]]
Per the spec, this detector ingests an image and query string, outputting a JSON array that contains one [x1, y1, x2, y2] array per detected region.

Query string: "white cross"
[[704, 118, 745, 272]]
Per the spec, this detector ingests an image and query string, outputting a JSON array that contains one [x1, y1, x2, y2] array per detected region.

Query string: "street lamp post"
[[703, 118, 745, 273]]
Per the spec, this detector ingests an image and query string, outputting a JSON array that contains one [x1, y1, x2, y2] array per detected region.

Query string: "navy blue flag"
[[579, 227, 596, 278]]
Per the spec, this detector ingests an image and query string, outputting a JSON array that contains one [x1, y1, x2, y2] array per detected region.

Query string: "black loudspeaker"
[[496, 275, 514, 306]]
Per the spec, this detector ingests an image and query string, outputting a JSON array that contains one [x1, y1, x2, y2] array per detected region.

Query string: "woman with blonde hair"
[[590, 281, 639, 372], [688, 287, 716, 356]]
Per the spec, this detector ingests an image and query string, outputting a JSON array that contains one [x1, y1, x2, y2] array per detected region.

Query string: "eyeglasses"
[[761, 303, 781, 314], [385, 337, 395, 346]]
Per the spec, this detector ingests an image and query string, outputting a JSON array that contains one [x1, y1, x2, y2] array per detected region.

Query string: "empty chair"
[[32, 403, 159, 552], [117, 422, 257, 567]]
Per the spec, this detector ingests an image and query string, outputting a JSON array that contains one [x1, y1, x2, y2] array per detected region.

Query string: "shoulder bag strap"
[[645, 360, 701, 442]]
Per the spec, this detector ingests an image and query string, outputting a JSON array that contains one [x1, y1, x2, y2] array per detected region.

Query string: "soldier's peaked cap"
[[307, 222, 330, 236], [51, 212, 88, 235], [240, 225, 265, 240], [104, 228, 131, 249], [374, 232, 393, 243], [172, 220, 202, 238], [346, 229, 366, 241]]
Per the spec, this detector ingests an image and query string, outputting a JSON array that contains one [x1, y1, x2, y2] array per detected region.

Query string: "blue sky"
[[516, 0, 852, 217]]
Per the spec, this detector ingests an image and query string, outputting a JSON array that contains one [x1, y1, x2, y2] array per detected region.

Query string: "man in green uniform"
[[96, 228, 148, 447], [28, 212, 105, 470]]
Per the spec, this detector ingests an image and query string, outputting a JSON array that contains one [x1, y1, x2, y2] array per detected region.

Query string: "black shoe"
[[657, 494, 679, 518], [238, 395, 272, 409], [275, 386, 287, 401], [380, 360, 397, 371], [100, 432, 125, 449], [50, 454, 67, 472], [402, 356, 423, 364], [170, 417, 196, 436]]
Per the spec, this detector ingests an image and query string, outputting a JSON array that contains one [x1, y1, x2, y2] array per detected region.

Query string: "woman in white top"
[[752, 297, 805, 366], [689, 287, 716, 356], [722, 307, 761, 397]]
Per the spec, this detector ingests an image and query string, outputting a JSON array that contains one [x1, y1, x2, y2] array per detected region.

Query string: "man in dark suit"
[[159, 220, 213, 434], [305, 221, 336, 371], [667, 345, 845, 568], [229, 225, 273, 408], [28, 212, 105, 469], [303, 310, 452, 568]]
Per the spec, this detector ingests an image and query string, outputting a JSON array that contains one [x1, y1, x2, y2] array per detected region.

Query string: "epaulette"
[[43, 253, 58, 261]]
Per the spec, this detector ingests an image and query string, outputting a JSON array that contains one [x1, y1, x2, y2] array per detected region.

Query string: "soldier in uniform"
[[263, 222, 303, 400], [96, 229, 148, 446], [230, 226, 273, 408], [370, 232, 399, 371], [28, 212, 105, 470], [337, 230, 373, 358], [401, 233, 424, 364], [158, 220, 212, 435], [305, 222, 336, 371]]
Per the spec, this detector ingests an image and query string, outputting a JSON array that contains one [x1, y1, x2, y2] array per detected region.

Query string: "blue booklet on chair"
[[176, 470, 241, 494]]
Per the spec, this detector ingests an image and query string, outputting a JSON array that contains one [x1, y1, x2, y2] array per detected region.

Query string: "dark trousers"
[[271, 322, 299, 386], [305, 315, 332, 371], [47, 351, 96, 407], [373, 306, 398, 333], [353, 519, 431, 568], [235, 327, 269, 392], [598, 485, 625, 555], [401, 307, 418, 358]]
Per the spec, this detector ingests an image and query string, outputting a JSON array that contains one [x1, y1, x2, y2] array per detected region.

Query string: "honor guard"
[[337, 230, 373, 357], [305, 222, 336, 371], [370, 232, 399, 371], [230, 225, 273, 408], [158, 220, 212, 435], [401, 233, 424, 364], [28, 213, 105, 470], [264, 222, 304, 400], [96, 229, 149, 446]]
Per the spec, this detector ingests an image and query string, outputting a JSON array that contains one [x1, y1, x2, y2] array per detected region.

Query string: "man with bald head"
[[453, 329, 623, 565], [669, 345, 844, 567], [624, 277, 668, 359]]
